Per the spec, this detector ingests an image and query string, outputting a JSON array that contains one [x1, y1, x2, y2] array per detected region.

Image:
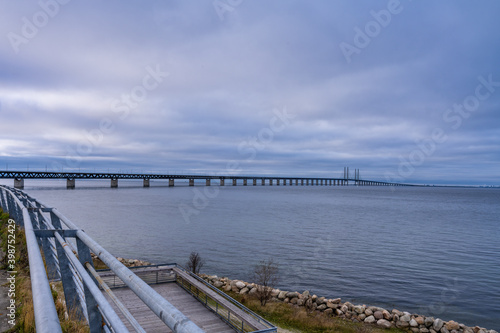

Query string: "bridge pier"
[[111, 178, 118, 188], [14, 178, 24, 189], [67, 178, 75, 189], [262, 179, 265, 186], [206, 179, 211, 186], [233, 179, 237, 186], [270, 179, 273, 186], [143, 179, 150, 187], [283, 179, 286, 186], [253, 179, 257, 186], [189, 179, 194, 186], [243, 179, 247, 186], [169, 178, 174, 187], [220, 178, 225, 186], [276, 179, 280, 186], [301, 179, 304, 186]]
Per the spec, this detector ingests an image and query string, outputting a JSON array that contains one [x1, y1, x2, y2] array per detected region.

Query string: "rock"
[[373, 311, 383, 320], [302, 290, 310, 297], [364, 315, 376, 324], [290, 298, 298, 304], [445, 321, 460, 331], [223, 284, 232, 292], [382, 309, 392, 320], [317, 304, 327, 311], [239, 287, 249, 295], [411, 328, 420, 333], [353, 305, 366, 314], [377, 319, 392, 329], [440, 327, 450, 333], [415, 317, 425, 325], [311, 295, 318, 302], [286, 291, 299, 299], [393, 309, 404, 316], [213, 281, 224, 288], [400, 314, 411, 323], [365, 308, 373, 316], [420, 328, 430, 333], [235, 281, 246, 289], [271, 289, 280, 297], [249, 287, 257, 295], [332, 298, 341, 304], [316, 296, 326, 304], [278, 291, 287, 300], [425, 317, 435, 327], [326, 301, 338, 309], [410, 319, 419, 327], [305, 298, 313, 309], [433, 319, 444, 331], [324, 308, 333, 315], [341, 304, 349, 313], [284, 298, 290, 303], [335, 309, 343, 316], [358, 314, 366, 321]]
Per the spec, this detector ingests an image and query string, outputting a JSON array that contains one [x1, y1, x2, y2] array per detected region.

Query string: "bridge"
[[0, 185, 277, 333], [0, 168, 409, 189]]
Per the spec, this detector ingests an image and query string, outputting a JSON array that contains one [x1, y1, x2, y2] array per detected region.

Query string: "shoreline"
[[198, 274, 498, 333]]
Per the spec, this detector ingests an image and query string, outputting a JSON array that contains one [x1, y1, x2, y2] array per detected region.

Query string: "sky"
[[1, 0, 499, 185]]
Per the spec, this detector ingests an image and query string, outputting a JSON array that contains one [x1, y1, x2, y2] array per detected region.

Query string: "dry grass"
[[0, 209, 89, 333], [227, 291, 405, 333]]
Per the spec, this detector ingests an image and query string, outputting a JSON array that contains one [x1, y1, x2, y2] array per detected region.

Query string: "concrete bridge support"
[[206, 179, 211, 186], [316, 179, 319, 186], [243, 179, 247, 186], [276, 179, 280, 186], [283, 179, 286, 186], [301, 179, 304, 185], [14, 178, 24, 189], [306, 179, 309, 185], [262, 179, 265, 186], [189, 179, 194, 186], [253, 179, 257, 186], [220, 178, 225, 186], [111, 178, 118, 188], [169, 179, 174, 187], [143, 179, 150, 187], [233, 179, 237, 186], [67, 178, 76, 189], [270, 179, 273, 186]]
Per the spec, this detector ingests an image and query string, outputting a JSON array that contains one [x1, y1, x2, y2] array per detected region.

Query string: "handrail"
[[0, 186, 63, 333], [0, 185, 206, 333]]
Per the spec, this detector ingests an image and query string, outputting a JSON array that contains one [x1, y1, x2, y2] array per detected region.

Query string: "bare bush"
[[253, 259, 279, 306], [186, 252, 205, 274]]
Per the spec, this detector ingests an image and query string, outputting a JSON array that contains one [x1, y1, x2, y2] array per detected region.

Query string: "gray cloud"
[[1, 0, 499, 185]]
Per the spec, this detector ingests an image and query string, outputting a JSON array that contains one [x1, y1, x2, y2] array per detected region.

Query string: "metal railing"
[[0, 185, 205, 333], [97, 264, 277, 333]]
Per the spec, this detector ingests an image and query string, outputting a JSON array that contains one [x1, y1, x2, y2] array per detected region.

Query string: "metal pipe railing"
[[33, 195, 206, 333], [0, 187, 63, 333]]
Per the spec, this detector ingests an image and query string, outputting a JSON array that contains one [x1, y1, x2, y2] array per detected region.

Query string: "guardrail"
[[96, 265, 277, 333], [0, 185, 205, 333]]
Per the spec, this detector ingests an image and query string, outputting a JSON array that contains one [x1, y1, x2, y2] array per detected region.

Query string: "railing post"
[[76, 238, 103, 333], [34, 210, 59, 280]]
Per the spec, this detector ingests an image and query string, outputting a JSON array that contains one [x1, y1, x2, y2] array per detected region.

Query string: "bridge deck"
[[103, 283, 236, 333]]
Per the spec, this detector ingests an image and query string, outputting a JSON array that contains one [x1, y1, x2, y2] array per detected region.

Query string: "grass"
[[224, 290, 406, 333], [0, 209, 89, 333]]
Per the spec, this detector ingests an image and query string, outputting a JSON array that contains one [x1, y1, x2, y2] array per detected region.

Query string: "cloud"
[[0, 1, 499, 184]]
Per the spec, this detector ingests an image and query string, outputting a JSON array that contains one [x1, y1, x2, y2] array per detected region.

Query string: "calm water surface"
[[5, 180, 500, 330]]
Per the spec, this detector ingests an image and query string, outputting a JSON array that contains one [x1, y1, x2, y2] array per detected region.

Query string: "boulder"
[[358, 314, 366, 321], [364, 315, 376, 324], [441, 327, 450, 333], [365, 308, 373, 316], [324, 308, 333, 315], [278, 291, 287, 300], [248, 287, 257, 296], [377, 319, 392, 329], [235, 281, 246, 289], [433, 319, 444, 331], [420, 328, 430, 333], [424, 317, 435, 327], [374, 311, 383, 320], [286, 291, 299, 299], [331, 298, 341, 304], [316, 296, 326, 304], [353, 305, 366, 314], [317, 304, 327, 311], [213, 281, 224, 288], [392, 309, 404, 316], [302, 290, 310, 297], [382, 310, 392, 320], [410, 319, 419, 327], [400, 314, 411, 323], [445, 321, 460, 331], [415, 317, 425, 325], [341, 304, 349, 313], [271, 289, 280, 297], [239, 287, 249, 295], [290, 298, 298, 304], [335, 309, 343, 316]]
